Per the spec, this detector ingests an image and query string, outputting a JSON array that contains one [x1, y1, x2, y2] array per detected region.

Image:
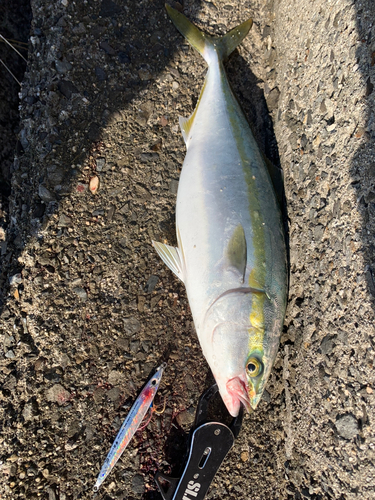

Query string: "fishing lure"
[[93, 363, 167, 491]]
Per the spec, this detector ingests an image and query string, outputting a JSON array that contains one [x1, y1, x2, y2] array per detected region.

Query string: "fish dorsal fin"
[[152, 240, 185, 283], [179, 115, 194, 145], [226, 224, 247, 282]]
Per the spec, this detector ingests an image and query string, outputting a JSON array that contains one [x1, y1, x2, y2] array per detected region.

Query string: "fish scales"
[[154, 6, 287, 417]]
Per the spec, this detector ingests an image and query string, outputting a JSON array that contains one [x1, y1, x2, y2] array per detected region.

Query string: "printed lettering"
[[182, 480, 201, 499], [183, 489, 197, 497], [187, 481, 201, 493]]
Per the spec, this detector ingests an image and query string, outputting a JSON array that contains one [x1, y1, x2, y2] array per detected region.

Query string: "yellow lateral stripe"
[[222, 68, 266, 352]]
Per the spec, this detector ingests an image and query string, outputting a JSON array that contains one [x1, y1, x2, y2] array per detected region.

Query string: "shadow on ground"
[[0, 0, 32, 268], [352, 0, 375, 312]]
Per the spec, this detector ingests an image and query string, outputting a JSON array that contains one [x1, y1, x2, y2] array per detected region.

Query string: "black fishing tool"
[[155, 384, 243, 500]]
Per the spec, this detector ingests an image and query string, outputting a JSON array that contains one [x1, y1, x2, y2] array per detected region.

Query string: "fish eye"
[[246, 357, 263, 377], [151, 379, 157, 386]]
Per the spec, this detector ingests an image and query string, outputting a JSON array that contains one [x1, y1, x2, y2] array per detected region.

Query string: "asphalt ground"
[[0, 1, 374, 499]]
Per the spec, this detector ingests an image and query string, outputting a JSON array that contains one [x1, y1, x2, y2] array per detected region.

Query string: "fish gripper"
[[155, 384, 243, 500]]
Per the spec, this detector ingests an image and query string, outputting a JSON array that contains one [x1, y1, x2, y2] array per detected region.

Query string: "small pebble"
[[145, 275, 159, 293], [138, 68, 151, 81], [9, 273, 22, 285], [58, 214, 72, 227], [96, 158, 105, 171], [73, 287, 87, 301], [46, 384, 70, 405], [38, 185, 55, 202], [131, 474, 145, 495], [169, 179, 179, 194], [335, 415, 359, 440], [176, 407, 195, 427]]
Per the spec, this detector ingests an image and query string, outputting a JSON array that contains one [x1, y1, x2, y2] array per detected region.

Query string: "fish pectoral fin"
[[152, 241, 185, 282], [250, 287, 270, 299], [226, 224, 247, 283], [179, 115, 193, 145]]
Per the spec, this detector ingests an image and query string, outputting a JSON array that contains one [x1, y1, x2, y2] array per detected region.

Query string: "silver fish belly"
[[154, 6, 287, 417]]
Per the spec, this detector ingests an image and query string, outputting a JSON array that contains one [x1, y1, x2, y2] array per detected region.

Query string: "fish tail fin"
[[217, 18, 253, 60], [165, 4, 252, 64]]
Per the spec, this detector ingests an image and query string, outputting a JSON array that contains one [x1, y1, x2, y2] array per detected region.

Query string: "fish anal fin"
[[152, 240, 184, 283], [226, 224, 247, 282]]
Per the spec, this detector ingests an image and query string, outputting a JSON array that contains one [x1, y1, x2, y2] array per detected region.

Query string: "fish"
[[93, 363, 166, 491], [153, 6, 287, 418]]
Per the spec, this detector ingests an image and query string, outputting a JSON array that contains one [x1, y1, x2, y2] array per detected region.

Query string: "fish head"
[[202, 289, 280, 417]]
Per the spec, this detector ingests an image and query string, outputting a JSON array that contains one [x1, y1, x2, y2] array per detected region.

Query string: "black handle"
[[156, 422, 235, 500], [155, 384, 244, 500]]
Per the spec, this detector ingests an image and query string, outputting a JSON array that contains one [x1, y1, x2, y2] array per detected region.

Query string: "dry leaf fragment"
[[89, 176, 100, 194]]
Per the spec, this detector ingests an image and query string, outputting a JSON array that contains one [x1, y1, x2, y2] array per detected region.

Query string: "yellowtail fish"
[[153, 6, 287, 417], [93, 363, 166, 491]]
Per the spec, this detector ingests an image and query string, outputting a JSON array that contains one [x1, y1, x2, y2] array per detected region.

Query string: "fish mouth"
[[224, 377, 252, 417]]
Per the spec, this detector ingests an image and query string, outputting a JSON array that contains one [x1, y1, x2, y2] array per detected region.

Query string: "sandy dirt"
[[0, 0, 374, 499]]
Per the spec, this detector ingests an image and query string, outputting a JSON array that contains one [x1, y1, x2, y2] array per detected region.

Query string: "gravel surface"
[[1, 0, 374, 499]]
